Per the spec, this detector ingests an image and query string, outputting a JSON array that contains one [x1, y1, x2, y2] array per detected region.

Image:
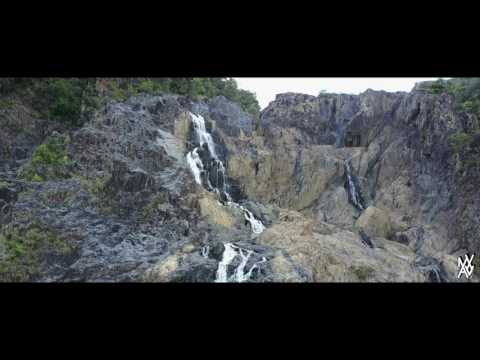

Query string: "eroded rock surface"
[[1, 85, 479, 282]]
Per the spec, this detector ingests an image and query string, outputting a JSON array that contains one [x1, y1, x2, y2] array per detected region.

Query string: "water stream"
[[185, 112, 267, 282], [186, 112, 266, 234], [344, 159, 365, 211]]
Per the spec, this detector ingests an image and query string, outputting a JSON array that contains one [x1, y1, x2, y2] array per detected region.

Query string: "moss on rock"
[[0, 222, 76, 282]]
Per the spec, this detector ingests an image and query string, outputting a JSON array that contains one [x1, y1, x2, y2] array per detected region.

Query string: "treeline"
[[0, 77, 260, 127], [426, 78, 480, 116], [103, 78, 260, 116]]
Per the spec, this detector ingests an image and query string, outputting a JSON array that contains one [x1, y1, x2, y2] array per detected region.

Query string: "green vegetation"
[[79, 173, 111, 197], [0, 181, 11, 189], [78, 173, 117, 216], [19, 135, 71, 182], [1, 78, 261, 124], [25, 78, 101, 127], [423, 78, 480, 175], [0, 222, 75, 281], [141, 193, 169, 220], [449, 132, 473, 154], [104, 77, 261, 117], [449, 131, 480, 174], [425, 78, 480, 117]]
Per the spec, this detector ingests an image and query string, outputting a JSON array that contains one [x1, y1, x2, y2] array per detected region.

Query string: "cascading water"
[[186, 112, 266, 234], [190, 112, 217, 157], [186, 148, 204, 185], [214, 243, 267, 283], [228, 201, 266, 234], [201, 245, 210, 259], [185, 112, 267, 283], [344, 159, 365, 211]]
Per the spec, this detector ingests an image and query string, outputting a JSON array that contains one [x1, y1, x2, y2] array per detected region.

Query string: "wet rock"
[[0, 182, 17, 203], [414, 255, 449, 282], [393, 226, 425, 251]]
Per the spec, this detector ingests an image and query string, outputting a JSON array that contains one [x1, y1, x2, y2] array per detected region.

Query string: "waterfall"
[[201, 245, 210, 258], [344, 159, 365, 211], [186, 112, 265, 234], [186, 148, 204, 185], [227, 201, 266, 234], [214, 243, 267, 283], [190, 112, 217, 157]]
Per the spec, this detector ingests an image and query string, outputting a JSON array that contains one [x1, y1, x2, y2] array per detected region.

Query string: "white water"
[[345, 160, 364, 211], [201, 245, 210, 258], [186, 148, 204, 185], [227, 201, 266, 234], [215, 243, 266, 283], [186, 112, 265, 235], [190, 113, 217, 157], [215, 243, 238, 282]]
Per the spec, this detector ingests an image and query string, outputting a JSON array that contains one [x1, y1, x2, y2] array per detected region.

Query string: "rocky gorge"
[[1, 79, 479, 282]]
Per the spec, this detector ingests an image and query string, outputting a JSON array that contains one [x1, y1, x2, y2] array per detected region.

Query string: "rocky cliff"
[[1, 82, 478, 282]]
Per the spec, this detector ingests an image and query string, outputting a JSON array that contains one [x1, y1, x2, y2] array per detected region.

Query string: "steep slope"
[[1, 82, 477, 282]]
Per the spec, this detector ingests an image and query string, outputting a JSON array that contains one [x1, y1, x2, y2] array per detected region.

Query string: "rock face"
[[1, 83, 479, 282], [198, 192, 237, 229], [222, 89, 480, 259], [355, 206, 394, 239]]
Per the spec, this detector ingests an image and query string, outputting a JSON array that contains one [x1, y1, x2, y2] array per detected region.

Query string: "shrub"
[[449, 131, 480, 174], [0, 223, 74, 281], [46, 79, 84, 123], [20, 135, 71, 181]]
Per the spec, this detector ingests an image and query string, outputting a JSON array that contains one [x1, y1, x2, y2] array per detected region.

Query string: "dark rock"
[[414, 255, 449, 282], [393, 226, 424, 251], [171, 254, 218, 282], [0, 184, 17, 203], [207, 96, 255, 137], [359, 229, 374, 248]]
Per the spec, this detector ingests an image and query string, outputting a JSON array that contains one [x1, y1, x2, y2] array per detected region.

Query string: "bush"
[[428, 78, 480, 119], [19, 135, 71, 181], [0, 223, 74, 281], [449, 131, 480, 174], [46, 79, 84, 123]]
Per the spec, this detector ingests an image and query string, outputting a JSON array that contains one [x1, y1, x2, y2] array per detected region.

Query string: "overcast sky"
[[234, 78, 445, 109]]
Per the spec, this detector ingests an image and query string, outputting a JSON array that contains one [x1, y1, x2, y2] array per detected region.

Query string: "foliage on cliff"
[[103, 77, 260, 116], [426, 78, 480, 117], [0, 78, 261, 126]]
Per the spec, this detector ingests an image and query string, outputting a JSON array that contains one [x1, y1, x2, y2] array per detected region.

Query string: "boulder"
[[198, 194, 237, 229], [0, 182, 17, 203], [355, 206, 394, 239]]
